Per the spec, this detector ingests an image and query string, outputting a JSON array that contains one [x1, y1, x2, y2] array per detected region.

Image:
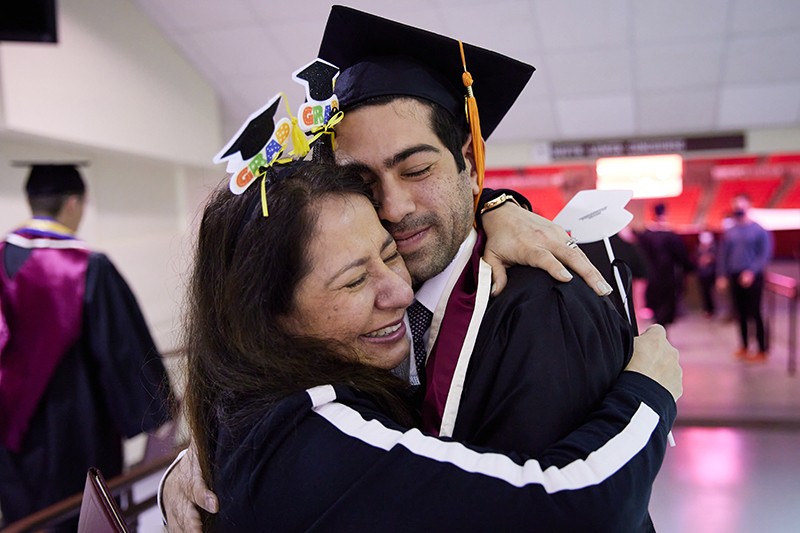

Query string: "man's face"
[[333, 99, 478, 287]]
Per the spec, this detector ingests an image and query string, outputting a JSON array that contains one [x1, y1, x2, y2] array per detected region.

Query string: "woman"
[[185, 161, 678, 531]]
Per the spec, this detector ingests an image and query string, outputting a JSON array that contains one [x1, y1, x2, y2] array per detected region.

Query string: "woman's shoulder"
[[218, 385, 392, 454], [212, 384, 403, 529]]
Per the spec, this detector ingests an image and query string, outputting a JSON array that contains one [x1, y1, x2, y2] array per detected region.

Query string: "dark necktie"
[[408, 301, 433, 384]]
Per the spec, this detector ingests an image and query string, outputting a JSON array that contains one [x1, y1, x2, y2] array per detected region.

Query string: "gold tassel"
[[290, 115, 310, 157], [459, 41, 486, 217], [282, 93, 311, 158]]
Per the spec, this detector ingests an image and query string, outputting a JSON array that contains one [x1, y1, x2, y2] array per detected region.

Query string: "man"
[[162, 7, 681, 530], [716, 193, 773, 362], [0, 164, 173, 529], [637, 203, 693, 327]]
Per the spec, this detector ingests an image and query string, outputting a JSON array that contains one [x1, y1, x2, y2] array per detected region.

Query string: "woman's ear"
[[461, 134, 480, 196]]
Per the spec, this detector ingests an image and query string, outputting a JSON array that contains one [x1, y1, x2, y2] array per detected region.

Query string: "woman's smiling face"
[[285, 193, 413, 369]]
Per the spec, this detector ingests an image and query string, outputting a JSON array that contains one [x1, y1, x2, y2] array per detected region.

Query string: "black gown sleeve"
[[453, 267, 634, 456], [83, 253, 173, 438]]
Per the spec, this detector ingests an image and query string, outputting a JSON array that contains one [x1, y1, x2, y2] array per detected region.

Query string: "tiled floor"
[[643, 265, 800, 533], [651, 427, 800, 533]]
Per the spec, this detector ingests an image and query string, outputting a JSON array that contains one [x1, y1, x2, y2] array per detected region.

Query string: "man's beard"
[[385, 211, 468, 288]]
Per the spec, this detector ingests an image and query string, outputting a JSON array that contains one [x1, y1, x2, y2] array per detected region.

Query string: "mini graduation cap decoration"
[[16, 163, 87, 196], [293, 58, 339, 101], [318, 6, 535, 211], [216, 97, 283, 164], [213, 60, 342, 216]]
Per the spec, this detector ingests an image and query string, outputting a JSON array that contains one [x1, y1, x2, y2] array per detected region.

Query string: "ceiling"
[[130, 0, 800, 148]]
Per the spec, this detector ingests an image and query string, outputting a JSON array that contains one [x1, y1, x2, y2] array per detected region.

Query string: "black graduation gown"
[[637, 229, 693, 325], [0, 251, 173, 528], [451, 266, 634, 457]]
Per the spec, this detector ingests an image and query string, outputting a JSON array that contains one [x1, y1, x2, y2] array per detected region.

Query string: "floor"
[[644, 264, 800, 533]]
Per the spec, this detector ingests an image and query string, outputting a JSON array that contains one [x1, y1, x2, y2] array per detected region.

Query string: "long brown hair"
[[183, 161, 415, 485]]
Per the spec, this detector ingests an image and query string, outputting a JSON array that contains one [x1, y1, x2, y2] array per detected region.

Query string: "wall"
[[0, 0, 220, 164], [0, 0, 225, 352]]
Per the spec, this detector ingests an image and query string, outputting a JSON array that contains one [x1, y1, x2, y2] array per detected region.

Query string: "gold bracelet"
[[480, 193, 522, 215]]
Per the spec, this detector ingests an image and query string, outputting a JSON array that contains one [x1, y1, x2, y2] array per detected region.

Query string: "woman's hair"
[[183, 161, 416, 485]]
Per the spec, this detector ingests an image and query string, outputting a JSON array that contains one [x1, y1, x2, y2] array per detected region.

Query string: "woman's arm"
[[477, 189, 612, 297], [233, 368, 676, 531]]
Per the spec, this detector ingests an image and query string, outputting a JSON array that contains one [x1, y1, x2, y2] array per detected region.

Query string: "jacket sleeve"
[[240, 373, 675, 532], [83, 253, 173, 437]]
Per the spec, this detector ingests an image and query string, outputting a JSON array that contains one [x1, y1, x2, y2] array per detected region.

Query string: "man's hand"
[[626, 325, 683, 402], [164, 444, 218, 532], [716, 276, 728, 291], [481, 202, 613, 296]]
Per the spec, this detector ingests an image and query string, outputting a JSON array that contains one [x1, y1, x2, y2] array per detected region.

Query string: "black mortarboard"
[[217, 96, 282, 162], [318, 5, 535, 139], [21, 164, 86, 196], [294, 59, 339, 101]]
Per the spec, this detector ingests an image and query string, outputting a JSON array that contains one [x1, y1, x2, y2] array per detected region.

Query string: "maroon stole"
[[421, 230, 492, 437], [0, 225, 90, 452]]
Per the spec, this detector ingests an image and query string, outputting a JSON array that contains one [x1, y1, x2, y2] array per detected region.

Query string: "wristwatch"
[[480, 193, 522, 215]]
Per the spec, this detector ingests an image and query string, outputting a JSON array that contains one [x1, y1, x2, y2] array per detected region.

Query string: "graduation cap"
[[318, 5, 535, 140], [13, 163, 87, 196]]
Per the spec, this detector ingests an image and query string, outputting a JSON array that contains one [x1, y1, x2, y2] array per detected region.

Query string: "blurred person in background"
[[637, 203, 693, 328], [0, 164, 174, 530], [695, 229, 718, 318], [716, 193, 773, 362]]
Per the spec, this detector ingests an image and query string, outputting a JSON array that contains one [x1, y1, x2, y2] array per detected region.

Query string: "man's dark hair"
[[350, 95, 470, 172], [27, 193, 83, 218]]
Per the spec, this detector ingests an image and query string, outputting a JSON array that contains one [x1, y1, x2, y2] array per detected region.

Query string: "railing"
[[1, 450, 179, 532], [765, 271, 799, 375], [2, 376, 186, 532]]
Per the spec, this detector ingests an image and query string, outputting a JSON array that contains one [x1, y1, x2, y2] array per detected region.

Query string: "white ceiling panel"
[[183, 26, 288, 77], [492, 99, 557, 143], [718, 83, 800, 128], [723, 34, 800, 84], [548, 47, 632, 97], [637, 90, 718, 135], [632, 0, 730, 43], [134, 0, 256, 32], [532, 0, 629, 50], [635, 42, 724, 91], [556, 95, 635, 138], [729, 0, 800, 34], [438, 1, 539, 55]]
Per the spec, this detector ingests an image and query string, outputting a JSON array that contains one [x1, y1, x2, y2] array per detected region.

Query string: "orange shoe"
[[734, 348, 749, 360], [747, 351, 768, 363]]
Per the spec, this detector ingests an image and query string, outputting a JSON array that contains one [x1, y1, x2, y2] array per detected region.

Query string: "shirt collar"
[[414, 229, 476, 311]]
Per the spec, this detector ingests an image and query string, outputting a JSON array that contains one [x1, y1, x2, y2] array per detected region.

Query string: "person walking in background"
[[0, 164, 174, 530], [637, 202, 694, 327], [716, 193, 773, 363], [696, 229, 718, 318]]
